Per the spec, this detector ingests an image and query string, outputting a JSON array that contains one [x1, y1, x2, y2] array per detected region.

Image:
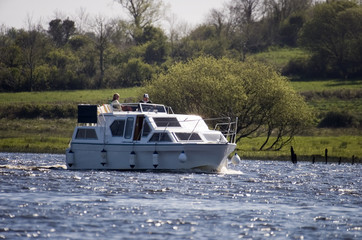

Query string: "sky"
[[0, 0, 226, 31]]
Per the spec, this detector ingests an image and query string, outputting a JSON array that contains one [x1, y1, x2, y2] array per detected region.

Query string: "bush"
[[318, 111, 359, 128], [282, 57, 309, 77], [282, 55, 328, 78]]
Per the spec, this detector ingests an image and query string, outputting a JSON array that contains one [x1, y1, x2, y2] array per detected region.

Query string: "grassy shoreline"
[[239, 135, 361, 163]]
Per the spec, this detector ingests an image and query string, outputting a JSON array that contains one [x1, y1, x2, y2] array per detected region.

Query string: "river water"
[[0, 152, 361, 239]]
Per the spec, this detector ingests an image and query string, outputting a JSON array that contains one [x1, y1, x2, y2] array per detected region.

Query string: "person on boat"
[[140, 93, 152, 103], [111, 93, 122, 110]]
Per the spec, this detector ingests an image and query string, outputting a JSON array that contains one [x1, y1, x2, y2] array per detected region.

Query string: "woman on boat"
[[111, 93, 121, 109]]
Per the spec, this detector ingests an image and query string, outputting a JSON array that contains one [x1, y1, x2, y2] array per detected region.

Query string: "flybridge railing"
[[98, 103, 172, 114], [156, 116, 237, 144], [211, 117, 238, 144]]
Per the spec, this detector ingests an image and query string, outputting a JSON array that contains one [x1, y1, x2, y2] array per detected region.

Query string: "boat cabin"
[[74, 103, 231, 145]]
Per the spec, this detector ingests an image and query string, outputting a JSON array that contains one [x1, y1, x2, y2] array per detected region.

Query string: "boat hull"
[[66, 143, 236, 172]]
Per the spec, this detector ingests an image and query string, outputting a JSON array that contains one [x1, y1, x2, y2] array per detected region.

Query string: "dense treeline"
[[0, 0, 361, 92]]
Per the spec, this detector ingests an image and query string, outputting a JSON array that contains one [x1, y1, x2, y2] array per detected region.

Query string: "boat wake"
[[0, 164, 243, 174], [219, 166, 243, 175], [0, 164, 67, 171]]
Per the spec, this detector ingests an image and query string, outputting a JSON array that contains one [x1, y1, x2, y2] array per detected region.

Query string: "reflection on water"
[[0, 152, 361, 239]]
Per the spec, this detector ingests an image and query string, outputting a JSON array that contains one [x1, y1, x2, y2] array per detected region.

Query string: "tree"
[[263, 0, 312, 22], [48, 18, 75, 47], [279, 13, 305, 46], [133, 25, 169, 65], [16, 28, 49, 91], [230, 0, 261, 24], [299, 1, 362, 78], [90, 16, 116, 88], [0, 28, 24, 91], [164, 13, 191, 59], [259, 80, 310, 150], [258, 0, 312, 46], [116, 0, 164, 43], [226, 0, 263, 59], [144, 56, 312, 148]]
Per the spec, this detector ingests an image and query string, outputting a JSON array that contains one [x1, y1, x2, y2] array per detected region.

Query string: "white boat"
[[65, 103, 238, 171]]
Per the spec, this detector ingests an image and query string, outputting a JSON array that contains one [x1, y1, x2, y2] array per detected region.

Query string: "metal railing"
[[213, 117, 238, 144]]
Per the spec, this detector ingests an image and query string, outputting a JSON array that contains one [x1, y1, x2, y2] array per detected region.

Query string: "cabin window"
[[149, 133, 172, 142], [203, 133, 224, 142], [125, 117, 134, 139], [175, 132, 202, 141], [75, 128, 98, 139], [110, 120, 125, 137], [142, 120, 152, 137], [153, 117, 181, 127]]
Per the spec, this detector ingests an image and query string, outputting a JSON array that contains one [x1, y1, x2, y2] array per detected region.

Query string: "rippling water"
[[0, 152, 361, 239]]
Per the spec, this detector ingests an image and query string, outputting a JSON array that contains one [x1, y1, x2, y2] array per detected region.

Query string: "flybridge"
[[66, 103, 239, 171], [99, 103, 171, 114]]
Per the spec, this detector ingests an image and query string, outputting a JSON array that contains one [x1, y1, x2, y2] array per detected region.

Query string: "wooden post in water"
[[325, 148, 328, 164], [312, 156, 315, 164], [352, 155, 355, 165], [338, 157, 342, 165], [291, 146, 297, 164]]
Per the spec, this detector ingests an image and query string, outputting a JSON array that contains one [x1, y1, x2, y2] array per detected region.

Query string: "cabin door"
[[133, 115, 144, 141]]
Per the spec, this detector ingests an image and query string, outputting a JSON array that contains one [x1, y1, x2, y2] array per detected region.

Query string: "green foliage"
[[68, 35, 88, 51], [137, 26, 170, 65], [299, 1, 362, 78], [120, 58, 155, 87], [279, 13, 305, 47], [10, 29, 51, 91], [0, 18, 165, 91], [145, 56, 313, 148], [318, 111, 359, 128]]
